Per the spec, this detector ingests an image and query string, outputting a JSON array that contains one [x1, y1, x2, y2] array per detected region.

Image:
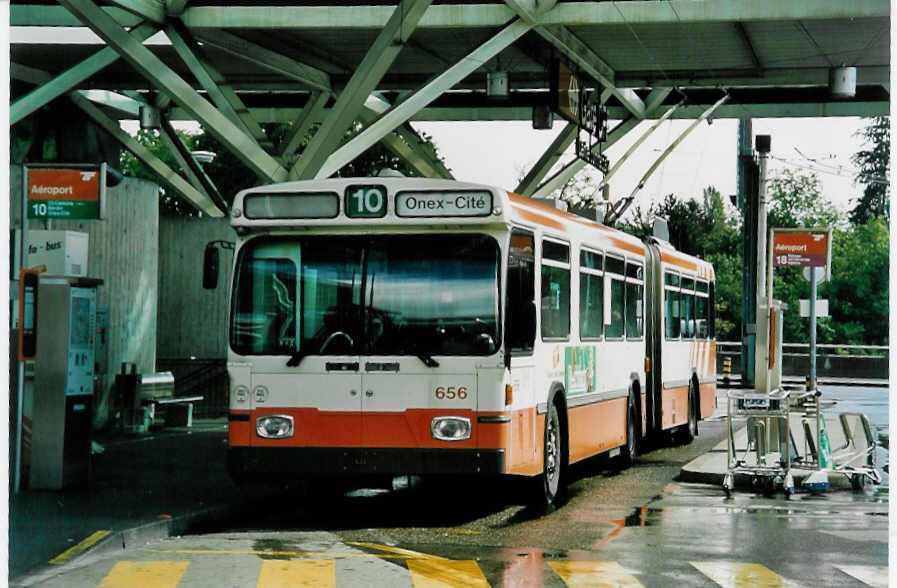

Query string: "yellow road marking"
[[152, 548, 419, 559], [98, 561, 189, 588], [347, 542, 450, 561], [836, 565, 889, 588], [257, 560, 335, 588], [549, 561, 646, 587], [692, 562, 796, 588], [408, 559, 490, 587], [49, 530, 112, 564]]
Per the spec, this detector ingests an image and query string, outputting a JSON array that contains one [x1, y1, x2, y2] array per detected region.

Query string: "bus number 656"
[[435, 386, 468, 400]]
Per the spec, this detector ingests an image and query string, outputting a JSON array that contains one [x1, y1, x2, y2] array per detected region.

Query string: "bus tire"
[[535, 400, 565, 509], [618, 393, 638, 469], [682, 380, 698, 444]]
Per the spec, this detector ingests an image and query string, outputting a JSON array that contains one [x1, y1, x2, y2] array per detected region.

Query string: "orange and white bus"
[[216, 176, 715, 505]]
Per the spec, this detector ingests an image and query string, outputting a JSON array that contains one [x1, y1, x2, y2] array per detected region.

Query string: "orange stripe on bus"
[[511, 205, 567, 231], [662, 385, 689, 430], [660, 252, 698, 272]]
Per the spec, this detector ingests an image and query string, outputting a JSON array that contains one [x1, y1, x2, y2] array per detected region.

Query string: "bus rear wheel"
[[682, 380, 698, 444], [618, 394, 638, 469]]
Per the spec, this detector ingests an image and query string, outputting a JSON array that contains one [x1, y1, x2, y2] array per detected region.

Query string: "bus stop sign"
[[771, 228, 832, 279]]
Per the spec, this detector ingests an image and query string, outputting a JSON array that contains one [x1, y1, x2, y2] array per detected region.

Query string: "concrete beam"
[[57, 0, 287, 182]]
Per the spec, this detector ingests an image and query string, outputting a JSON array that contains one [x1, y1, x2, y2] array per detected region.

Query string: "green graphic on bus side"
[[565, 346, 596, 396]]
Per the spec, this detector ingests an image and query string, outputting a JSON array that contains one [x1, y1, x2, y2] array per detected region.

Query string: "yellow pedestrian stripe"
[[89, 556, 887, 588], [836, 565, 889, 588], [97, 561, 189, 588], [49, 530, 112, 564], [408, 559, 490, 587], [549, 561, 646, 587], [691, 562, 796, 588], [257, 560, 335, 588]]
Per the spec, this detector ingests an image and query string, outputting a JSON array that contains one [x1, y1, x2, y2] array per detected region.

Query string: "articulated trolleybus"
[[221, 176, 716, 505]]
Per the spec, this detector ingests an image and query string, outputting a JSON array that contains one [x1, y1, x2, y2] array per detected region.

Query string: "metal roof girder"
[[158, 116, 229, 212], [279, 91, 331, 160], [515, 122, 577, 196], [68, 91, 224, 217], [530, 87, 672, 199], [11, 21, 158, 125], [536, 25, 646, 119], [165, 21, 272, 149], [192, 29, 333, 93], [530, 116, 640, 199], [315, 18, 534, 179], [105, 0, 165, 24], [56, 0, 288, 183], [289, 0, 436, 180]]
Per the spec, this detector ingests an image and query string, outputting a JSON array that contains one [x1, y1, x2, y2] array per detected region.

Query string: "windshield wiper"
[[417, 353, 439, 368], [286, 351, 308, 367]]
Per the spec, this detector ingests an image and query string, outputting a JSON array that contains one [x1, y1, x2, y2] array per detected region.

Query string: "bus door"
[[644, 243, 663, 437], [356, 234, 500, 449], [232, 238, 364, 448]]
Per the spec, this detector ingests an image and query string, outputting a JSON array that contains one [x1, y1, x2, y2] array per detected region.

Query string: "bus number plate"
[[435, 386, 468, 400]]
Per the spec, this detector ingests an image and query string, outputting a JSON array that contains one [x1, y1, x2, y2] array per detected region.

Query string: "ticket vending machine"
[[29, 277, 101, 489]]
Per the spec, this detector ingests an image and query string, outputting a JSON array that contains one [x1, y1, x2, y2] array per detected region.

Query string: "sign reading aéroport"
[[27, 167, 104, 219], [771, 228, 833, 278]]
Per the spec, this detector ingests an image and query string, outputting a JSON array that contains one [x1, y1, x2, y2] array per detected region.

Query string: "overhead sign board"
[[27, 165, 105, 220], [771, 228, 832, 278], [395, 191, 492, 218]]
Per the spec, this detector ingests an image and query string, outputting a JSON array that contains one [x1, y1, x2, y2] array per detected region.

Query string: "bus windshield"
[[231, 234, 501, 357]]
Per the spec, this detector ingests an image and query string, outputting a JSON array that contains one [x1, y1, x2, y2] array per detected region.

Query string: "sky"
[[414, 116, 872, 220]]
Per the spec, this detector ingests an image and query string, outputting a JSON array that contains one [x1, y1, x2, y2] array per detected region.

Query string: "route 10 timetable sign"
[[27, 167, 104, 220], [771, 227, 832, 278]]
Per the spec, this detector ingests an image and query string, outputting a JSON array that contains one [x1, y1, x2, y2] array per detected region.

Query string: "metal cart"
[[723, 387, 796, 497]]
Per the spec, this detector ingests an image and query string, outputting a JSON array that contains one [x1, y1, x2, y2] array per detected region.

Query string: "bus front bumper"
[[227, 447, 506, 482]]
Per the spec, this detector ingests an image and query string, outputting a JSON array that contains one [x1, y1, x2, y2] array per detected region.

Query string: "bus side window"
[[541, 240, 570, 340], [579, 249, 603, 339], [664, 271, 680, 339], [604, 256, 625, 338], [507, 230, 536, 353], [709, 281, 716, 339]]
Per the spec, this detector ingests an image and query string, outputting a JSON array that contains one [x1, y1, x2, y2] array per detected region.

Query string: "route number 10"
[[346, 185, 387, 218]]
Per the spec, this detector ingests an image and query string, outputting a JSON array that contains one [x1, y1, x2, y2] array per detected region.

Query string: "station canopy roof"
[[10, 0, 891, 216]]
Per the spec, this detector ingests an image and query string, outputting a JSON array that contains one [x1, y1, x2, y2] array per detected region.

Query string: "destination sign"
[[396, 191, 492, 218]]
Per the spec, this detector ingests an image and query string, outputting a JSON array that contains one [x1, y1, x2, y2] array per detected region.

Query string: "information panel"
[[27, 167, 103, 220]]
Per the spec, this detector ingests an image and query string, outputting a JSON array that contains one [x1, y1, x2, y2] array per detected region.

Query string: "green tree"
[[766, 169, 841, 229], [850, 116, 890, 224]]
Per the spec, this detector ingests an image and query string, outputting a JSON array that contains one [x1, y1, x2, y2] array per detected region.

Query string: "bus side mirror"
[[203, 244, 219, 290]]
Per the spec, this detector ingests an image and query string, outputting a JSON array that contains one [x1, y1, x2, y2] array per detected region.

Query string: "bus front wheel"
[[618, 394, 638, 469], [535, 401, 564, 509]]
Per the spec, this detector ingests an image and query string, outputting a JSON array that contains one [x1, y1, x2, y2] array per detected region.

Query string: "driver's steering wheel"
[[319, 330, 354, 353]]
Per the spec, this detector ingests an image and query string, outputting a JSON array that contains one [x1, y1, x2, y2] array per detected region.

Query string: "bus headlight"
[[431, 416, 471, 441], [233, 385, 249, 404], [256, 415, 294, 439]]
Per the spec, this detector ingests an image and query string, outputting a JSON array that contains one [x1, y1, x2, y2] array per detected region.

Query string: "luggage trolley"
[[723, 387, 796, 497]]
